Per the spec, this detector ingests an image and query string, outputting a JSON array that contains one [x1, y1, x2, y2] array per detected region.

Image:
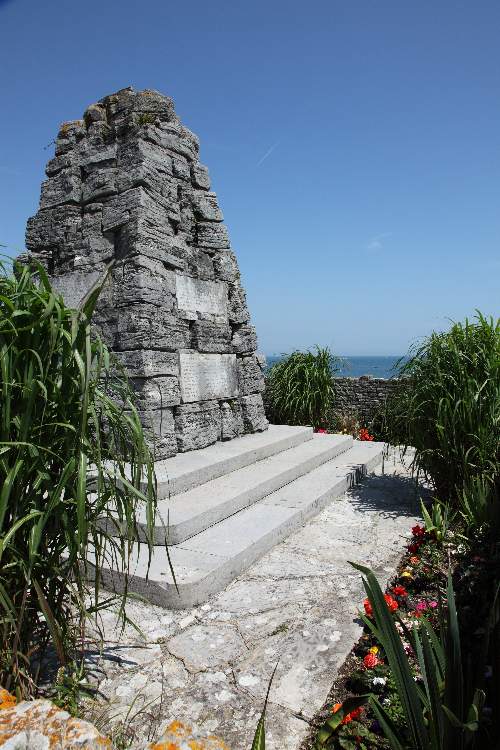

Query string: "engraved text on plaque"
[[179, 352, 239, 403], [175, 276, 227, 316]]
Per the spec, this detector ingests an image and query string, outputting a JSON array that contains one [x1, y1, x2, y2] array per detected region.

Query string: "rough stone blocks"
[[25, 87, 268, 456]]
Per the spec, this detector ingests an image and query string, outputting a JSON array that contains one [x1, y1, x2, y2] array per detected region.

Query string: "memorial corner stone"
[[26, 87, 267, 456]]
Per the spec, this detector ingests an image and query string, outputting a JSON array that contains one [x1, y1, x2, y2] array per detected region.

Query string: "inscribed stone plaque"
[[175, 275, 227, 315], [179, 352, 238, 403]]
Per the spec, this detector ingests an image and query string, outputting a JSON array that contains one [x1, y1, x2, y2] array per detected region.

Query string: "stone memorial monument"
[[25, 88, 268, 457]]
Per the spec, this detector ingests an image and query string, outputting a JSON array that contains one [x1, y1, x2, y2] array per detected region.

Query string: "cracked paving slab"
[[83, 448, 423, 749]]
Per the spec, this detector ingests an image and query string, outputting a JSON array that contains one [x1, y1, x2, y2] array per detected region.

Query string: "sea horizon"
[[265, 354, 407, 379]]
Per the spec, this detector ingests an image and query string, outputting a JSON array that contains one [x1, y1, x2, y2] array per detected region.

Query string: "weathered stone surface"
[[115, 309, 191, 351], [0, 690, 230, 750], [116, 350, 178, 378], [178, 353, 238, 403], [232, 325, 258, 355], [197, 223, 230, 249], [220, 401, 244, 440], [191, 163, 211, 190], [0, 696, 111, 749], [131, 376, 181, 409], [191, 191, 223, 222], [192, 320, 232, 354], [168, 625, 245, 672], [228, 284, 250, 324], [116, 267, 176, 309], [237, 356, 266, 395], [83, 451, 423, 750], [147, 721, 229, 749], [25, 87, 266, 456], [213, 250, 240, 283], [240, 394, 269, 433], [136, 405, 175, 434], [136, 407, 177, 459], [175, 276, 227, 316], [333, 376, 405, 425], [175, 401, 221, 452], [51, 270, 101, 309]]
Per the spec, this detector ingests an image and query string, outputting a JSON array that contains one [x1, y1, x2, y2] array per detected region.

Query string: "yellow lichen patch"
[[0, 698, 112, 748], [95, 735, 112, 747], [167, 720, 191, 738], [0, 689, 16, 710], [147, 722, 230, 750]]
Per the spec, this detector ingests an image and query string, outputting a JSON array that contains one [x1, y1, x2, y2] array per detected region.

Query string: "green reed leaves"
[[265, 347, 337, 429], [384, 313, 499, 509], [0, 259, 157, 697]]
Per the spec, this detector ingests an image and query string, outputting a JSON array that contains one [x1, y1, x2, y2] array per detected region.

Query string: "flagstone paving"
[[84, 448, 424, 749]]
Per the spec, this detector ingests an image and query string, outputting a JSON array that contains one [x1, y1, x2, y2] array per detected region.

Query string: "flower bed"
[[304, 515, 500, 749]]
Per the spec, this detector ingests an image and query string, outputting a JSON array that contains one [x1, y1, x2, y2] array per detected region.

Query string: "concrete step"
[[94, 440, 385, 609], [152, 424, 314, 498], [129, 433, 352, 544]]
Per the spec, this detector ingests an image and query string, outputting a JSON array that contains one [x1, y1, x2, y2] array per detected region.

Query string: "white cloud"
[[366, 232, 393, 251]]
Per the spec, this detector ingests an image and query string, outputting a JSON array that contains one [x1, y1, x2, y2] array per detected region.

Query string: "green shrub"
[[384, 313, 499, 505], [0, 260, 158, 697], [265, 347, 337, 429]]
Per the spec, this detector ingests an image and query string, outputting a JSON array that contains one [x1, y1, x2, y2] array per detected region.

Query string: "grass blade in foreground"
[[251, 662, 279, 749], [0, 259, 159, 696]]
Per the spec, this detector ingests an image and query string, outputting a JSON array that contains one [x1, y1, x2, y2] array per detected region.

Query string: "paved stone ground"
[[84, 448, 424, 749]]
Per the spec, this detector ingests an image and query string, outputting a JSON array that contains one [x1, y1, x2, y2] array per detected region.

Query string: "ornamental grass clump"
[[0, 260, 158, 697], [384, 313, 499, 509], [265, 347, 337, 429]]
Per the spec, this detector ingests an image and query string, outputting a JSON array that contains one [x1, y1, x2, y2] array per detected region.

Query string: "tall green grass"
[[384, 313, 499, 507], [265, 347, 337, 429], [0, 260, 157, 697]]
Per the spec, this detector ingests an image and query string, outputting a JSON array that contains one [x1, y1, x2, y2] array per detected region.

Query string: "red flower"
[[359, 428, 374, 442], [392, 585, 408, 597], [315, 428, 328, 434], [364, 594, 398, 616], [332, 703, 364, 725], [412, 524, 426, 538], [346, 706, 364, 723], [408, 543, 421, 554], [363, 652, 380, 668], [384, 594, 398, 612]]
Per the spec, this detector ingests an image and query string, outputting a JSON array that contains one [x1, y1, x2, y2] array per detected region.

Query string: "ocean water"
[[266, 354, 406, 379]]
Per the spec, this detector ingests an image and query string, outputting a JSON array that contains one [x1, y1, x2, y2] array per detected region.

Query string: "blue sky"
[[0, 0, 498, 355]]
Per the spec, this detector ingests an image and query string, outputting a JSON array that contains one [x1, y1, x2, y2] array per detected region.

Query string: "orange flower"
[[410, 556, 420, 565], [363, 598, 373, 617]]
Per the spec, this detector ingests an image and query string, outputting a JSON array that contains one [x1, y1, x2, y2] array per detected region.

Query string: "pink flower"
[[416, 601, 428, 612], [428, 600, 438, 609], [316, 428, 328, 434]]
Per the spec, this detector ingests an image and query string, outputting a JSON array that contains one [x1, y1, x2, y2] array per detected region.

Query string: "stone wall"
[[333, 376, 404, 425], [25, 87, 268, 458]]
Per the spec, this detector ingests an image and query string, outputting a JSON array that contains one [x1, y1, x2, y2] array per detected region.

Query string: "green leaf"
[[251, 662, 279, 750], [350, 561, 429, 750]]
